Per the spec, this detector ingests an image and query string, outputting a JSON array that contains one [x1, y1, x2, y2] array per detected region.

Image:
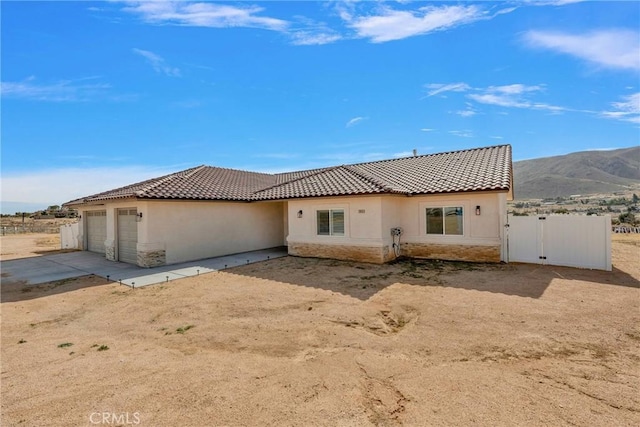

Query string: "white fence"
[[60, 222, 81, 250], [506, 214, 611, 271]]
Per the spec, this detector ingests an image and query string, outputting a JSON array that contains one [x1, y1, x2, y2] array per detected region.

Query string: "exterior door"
[[117, 209, 138, 264], [86, 211, 107, 254]]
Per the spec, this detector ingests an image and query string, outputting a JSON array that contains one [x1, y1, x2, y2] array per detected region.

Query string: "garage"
[[86, 210, 106, 254], [118, 208, 138, 264]]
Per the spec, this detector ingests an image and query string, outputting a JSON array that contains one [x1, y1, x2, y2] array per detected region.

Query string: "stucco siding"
[[146, 200, 285, 264], [286, 192, 507, 263]]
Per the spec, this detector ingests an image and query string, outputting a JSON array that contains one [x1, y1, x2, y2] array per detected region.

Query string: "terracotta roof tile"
[[64, 145, 512, 206]]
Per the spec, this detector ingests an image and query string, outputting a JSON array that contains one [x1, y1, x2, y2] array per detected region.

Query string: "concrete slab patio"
[[0, 247, 288, 288]]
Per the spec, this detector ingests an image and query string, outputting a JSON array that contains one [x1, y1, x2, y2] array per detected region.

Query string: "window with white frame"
[[317, 209, 345, 236], [426, 206, 464, 235]]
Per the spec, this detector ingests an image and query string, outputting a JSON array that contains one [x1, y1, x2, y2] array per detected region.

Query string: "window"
[[317, 209, 345, 236], [426, 207, 463, 235]]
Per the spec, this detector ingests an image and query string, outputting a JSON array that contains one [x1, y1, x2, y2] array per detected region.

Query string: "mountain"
[[513, 146, 640, 199]]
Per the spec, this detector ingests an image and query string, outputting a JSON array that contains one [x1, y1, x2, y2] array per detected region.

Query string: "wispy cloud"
[[449, 130, 474, 138], [1, 76, 111, 102], [425, 81, 565, 113], [524, 29, 640, 71], [346, 116, 368, 127], [345, 4, 491, 43], [289, 15, 342, 45], [601, 93, 640, 124], [420, 128, 435, 132], [453, 103, 477, 117], [290, 30, 341, 46], [424, 82, 471, 97], [121, 1, 288, 31], [468, 84, 564, 112], [132, 48, 181, 77]]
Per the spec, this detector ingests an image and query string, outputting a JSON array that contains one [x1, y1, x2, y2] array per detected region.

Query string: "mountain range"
[[513, 146, 640, 199]]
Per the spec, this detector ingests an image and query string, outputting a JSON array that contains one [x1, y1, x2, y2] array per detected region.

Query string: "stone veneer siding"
[[137, 250, 166, 268], [401, 243, 501, 263], [105, 244, 116, 261], [288, 242, 396, 264]]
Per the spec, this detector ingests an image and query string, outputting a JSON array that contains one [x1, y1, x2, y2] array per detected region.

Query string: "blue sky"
[[2, 1, 639, 213]]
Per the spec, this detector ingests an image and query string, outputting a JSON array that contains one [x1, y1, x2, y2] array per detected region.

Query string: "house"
[[63, 144, 513, 267]]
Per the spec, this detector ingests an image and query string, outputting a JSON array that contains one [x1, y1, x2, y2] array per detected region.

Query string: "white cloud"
[[601, 92, 640, 124], [420, 128, 435, 132], [393, 151, 414, 158], [424, 82, 471, 97], [468, 84, 564, 112], [346, 116, 368, 127], [449, 130, 474, 138], [524, 29, 640, 71], [453, 103, 477, 117], [121, 1, 288, 31], [1, 76, 111, 102], [290, 31, 341, 46], [132, 48, 181, 77], [347, 4, 488, 43], [1, 166, 182, 207]]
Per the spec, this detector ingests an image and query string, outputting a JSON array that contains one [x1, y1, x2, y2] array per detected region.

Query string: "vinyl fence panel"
[[60, 222, 80, 250], [507, 214, 611, 271]]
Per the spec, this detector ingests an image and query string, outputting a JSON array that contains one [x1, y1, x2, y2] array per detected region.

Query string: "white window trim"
[[420, 202, 468, 238], [315, 207, 348, 237]]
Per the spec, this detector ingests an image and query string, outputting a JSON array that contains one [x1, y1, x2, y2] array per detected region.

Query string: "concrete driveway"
[[1, 247, 287, 288]]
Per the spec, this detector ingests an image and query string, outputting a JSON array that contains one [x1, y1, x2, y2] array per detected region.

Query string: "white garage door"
[[118, 209, 138, 265], [86, 211, 106, 254]]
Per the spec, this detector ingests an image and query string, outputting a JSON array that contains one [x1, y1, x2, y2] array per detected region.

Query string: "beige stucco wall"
[[287, 196, 393, 263], [78, 190, 507, 266], [142, 200, 284, 265], [80, 199, 285, 266], [287, 191, 508, 263]]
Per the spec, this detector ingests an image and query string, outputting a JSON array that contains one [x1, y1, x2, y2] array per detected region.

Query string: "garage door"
[[118, 209, 138, 264], [86, 211, 106, 254]]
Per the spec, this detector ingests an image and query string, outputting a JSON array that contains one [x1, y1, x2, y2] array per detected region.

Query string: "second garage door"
[[118, 209, 138, 264], [86, 211, 107, 254]]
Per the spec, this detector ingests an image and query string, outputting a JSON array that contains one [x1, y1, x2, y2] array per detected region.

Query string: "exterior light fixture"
[[297, 210, 303, 218], [136, 212, 143, 222], [475, 206, 481, 215]]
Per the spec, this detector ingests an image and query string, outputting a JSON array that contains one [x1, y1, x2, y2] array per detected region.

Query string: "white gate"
[[60, 222, 80, 250], [506, 214, 611, 271]]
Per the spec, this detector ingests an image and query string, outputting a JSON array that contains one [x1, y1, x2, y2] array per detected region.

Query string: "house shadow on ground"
[[0, 274, 111, 304], [227, 256, 640, 301]]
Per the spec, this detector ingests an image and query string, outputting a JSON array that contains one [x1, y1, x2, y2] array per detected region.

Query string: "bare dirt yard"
[[1, 234, 639, 426], [0, 233, 67, 261]]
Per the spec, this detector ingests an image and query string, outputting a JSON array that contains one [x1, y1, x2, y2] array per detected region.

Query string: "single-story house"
[[63, 144, 513, 267]]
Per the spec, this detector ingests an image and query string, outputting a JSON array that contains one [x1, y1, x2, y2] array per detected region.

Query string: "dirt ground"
[[0, 233, 66, 261], [1, 234, 638, 426]]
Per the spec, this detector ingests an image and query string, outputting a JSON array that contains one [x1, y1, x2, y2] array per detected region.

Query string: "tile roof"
[[64, 145, 512, 206]]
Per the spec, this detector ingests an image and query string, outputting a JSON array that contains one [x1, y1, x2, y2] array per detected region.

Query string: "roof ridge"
[[347, 144, 511, 168], [251, 165, 341, 196], [135, 165, 204, 197], [342, 164, 404, 193], [181, 165, 206, 178]]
